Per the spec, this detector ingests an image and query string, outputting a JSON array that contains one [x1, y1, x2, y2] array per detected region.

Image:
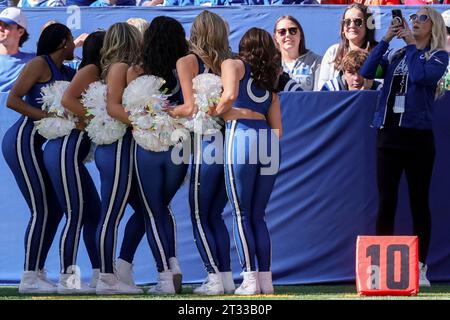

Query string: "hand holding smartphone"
[[391, 9, 404, 28]]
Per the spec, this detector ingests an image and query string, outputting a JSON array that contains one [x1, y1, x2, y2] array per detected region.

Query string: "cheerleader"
[[127, 16, 188, 295], [215, 28, 282, 295], [91, 23, 144, 295], [167, 11, 234, 295], [2, 23, 76, 293], [38, 31, 104, 294]]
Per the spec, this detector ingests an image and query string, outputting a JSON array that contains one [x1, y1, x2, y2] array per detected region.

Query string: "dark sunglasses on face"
[[409, 14, 429, 23], [276, 27, 298, 37], [342, 18, 364, 28]]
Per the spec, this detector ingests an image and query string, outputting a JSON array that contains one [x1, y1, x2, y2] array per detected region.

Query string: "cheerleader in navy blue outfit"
[[2, 24, 76, 294], [127, 16, 189, 295], [215, 28, 282, 295], [47, 31, 106, 294], [167, 11, 234, 295], [93, 23, 144, 295]]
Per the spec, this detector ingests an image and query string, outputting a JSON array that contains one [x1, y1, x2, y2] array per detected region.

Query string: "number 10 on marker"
[[356, 236, 419, 296]]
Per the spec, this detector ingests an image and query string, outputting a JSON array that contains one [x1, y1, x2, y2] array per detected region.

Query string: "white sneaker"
[[258, 271, 274, 294], [19, 271, 57, 294], [89, 269, 100, 289], [116, 258, 136, 287], [169, 257, 183, 294], [37, 269, 57, 288], [193, 273, 224, 295], [96, 273, 143, 295], [57, 273, 96, 294], [221, 271, 235, 294], [419, 261, 431, 287], [148, 271, 175, 295], [234, 271, 261, 295]]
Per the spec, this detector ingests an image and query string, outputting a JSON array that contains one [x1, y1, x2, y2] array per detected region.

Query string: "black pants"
[[376, 146, 435, 263]]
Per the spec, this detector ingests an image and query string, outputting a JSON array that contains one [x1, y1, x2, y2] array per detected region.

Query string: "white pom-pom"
[[184, 73, 223, 135], [35, 117, 75, 140], [35, 81, 76, 140], [82, 81, 128, 145], [123, 75, 167, 112], [123, 75, 179, 152]]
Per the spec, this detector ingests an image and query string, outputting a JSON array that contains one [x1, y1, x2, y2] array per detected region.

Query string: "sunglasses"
[[409, 14, 430, 23], [276, 27, 298, 37], [342, 18, 364, 28]]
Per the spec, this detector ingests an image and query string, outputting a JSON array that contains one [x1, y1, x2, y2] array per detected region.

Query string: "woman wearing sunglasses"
[[360, 6, 448, 288], [318, 3, 377, 90], [273, 15, 322, 91]]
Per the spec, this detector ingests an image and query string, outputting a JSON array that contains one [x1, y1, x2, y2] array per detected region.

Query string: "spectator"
[[321, 50, 381, 91], [273, 15, 322, 91], [318, 4, 377, 89], [0, 7, 34, 92], [126, 17, 149, 34], [442, 10, 450, 91], [17, 0, 66, 7], [360, 6, 448, 287], [277, 71, 303, 91]]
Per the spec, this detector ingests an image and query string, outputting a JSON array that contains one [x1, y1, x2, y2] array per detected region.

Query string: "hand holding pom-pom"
[[123, 75, 180, 152], [82, 81, 127, 145], [34, 81, 77, 140], [183, 73, 223, 135]]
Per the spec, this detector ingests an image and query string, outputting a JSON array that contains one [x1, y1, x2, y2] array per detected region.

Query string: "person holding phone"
[[360, 6, 448, 287]]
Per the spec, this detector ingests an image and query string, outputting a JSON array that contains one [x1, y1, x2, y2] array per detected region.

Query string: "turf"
[[1, 284, 450, 300]]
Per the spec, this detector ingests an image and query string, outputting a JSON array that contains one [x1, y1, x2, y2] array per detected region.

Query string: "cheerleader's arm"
[[106, 62, 131, 125]]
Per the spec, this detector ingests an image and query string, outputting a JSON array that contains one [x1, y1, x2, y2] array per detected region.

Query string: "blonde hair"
[[189, 10, 232, 75], [421, 6, 447, 59], [100, 22, 142, 79], [126, 18, 149, 35]]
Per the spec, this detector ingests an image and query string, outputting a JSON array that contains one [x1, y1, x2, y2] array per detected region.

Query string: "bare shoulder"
[[24, 56, 48, 71], [127, 65, 143, 84], [221, 58, 243, 70], [77, 64, 100, 78], [109, 62, 130, 74], [177, 54, 197, 65]]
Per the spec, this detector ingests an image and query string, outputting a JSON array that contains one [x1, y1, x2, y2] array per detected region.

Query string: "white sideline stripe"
[[112, 139, 134, 262], [226, 121, 251, 271], [31, 126, 49, 272], [193, 133, 219, 274], [100, 137, 124, 272], [60, 134, 71, 272], [168, 205, 177, 255], [18, 117, 38, 271], [71, 132, 85, 267], [134, 144, 169, 271]]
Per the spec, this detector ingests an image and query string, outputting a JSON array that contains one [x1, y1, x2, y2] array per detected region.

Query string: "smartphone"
[[391, 9, 404, 28]]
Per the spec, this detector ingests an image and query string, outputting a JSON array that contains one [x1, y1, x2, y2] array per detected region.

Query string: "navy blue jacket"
[[360, 40, 448, 130]]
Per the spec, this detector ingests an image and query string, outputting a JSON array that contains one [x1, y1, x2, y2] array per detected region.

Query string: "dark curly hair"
[[238, 28, 281, 93], [141, 16, 188, 91]]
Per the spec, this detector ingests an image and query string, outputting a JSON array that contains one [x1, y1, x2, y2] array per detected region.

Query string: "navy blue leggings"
[[224, 119, 279, 272], [134, 145, 188, 272], [118, 211, 145, 264], [2, 116, 63, 271], [190, 132, 231, 274], [43, 130, 101, 273], [96, 130, 145, 274]]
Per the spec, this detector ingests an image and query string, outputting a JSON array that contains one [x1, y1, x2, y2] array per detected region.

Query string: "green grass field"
[[1, 284, 450, 300]]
